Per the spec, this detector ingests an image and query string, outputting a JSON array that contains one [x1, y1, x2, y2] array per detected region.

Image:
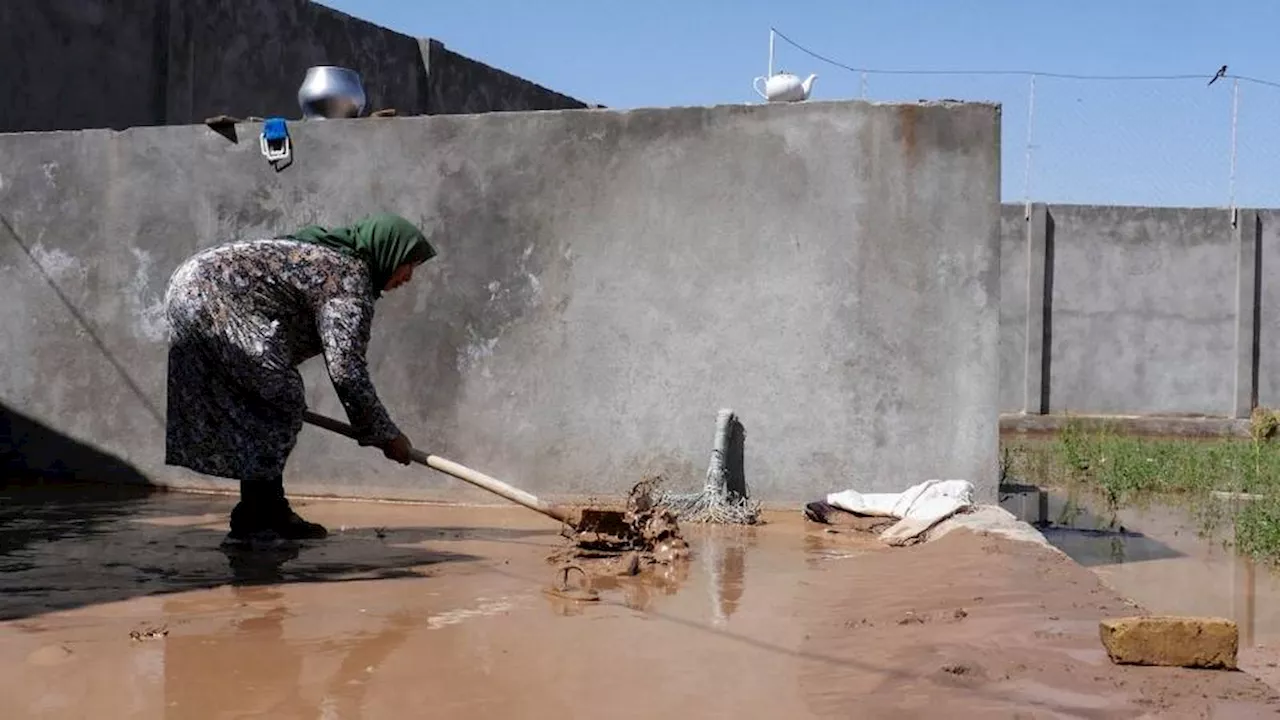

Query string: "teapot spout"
[[801, 73, 818, 99]]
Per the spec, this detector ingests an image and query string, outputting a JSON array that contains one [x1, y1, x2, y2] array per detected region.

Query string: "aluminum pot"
[[297, 66, 367, 119]]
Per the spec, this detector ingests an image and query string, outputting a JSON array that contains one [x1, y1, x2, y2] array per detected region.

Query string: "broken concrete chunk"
[[1099, 616, 1238, 670]]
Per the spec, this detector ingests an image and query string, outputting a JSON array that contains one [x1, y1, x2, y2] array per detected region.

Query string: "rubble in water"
[[545, 477, 691, 598]]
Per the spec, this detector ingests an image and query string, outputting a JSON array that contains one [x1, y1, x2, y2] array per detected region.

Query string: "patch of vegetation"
[[1252, 406, 1280, 443], [1235, 498, 1280, 562], [1001, 416, 1280, 564]]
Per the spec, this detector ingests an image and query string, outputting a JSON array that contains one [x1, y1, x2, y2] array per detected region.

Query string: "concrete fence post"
[[415, 37, 442, 116], [1023, 202, 1052, 414], [1233, 208, 1262, 419]]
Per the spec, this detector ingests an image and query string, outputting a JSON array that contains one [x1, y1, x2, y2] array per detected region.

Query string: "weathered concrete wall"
[[420, 40, 592, 115], [1049, 206, 1237, 416], [998, 204, 1030, 413], [0, 0, 168, 133], [1256, 210, 1280, 408], [0, 100, 1002, 504], [0, 0, 588, 133], [1000, 204, 1250, 419], [163, 0, 427, 123]]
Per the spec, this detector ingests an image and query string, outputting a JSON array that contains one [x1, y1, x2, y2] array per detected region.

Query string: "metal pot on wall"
[[297, 66, 367, 119]]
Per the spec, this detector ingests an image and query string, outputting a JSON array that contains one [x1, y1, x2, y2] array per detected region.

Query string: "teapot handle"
[[752, 76, 769, 100]]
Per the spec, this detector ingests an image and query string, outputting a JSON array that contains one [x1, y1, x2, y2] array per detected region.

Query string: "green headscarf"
[[287, 212, 437, 297]]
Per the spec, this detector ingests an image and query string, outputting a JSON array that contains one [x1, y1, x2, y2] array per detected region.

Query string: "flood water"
[[999, 483, 1280, 648], [0, 488, 881, 718], [2, 485, 1278, 718]]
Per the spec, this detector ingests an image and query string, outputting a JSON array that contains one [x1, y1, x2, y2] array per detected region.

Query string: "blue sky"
[[323, 0, 1280, 208]]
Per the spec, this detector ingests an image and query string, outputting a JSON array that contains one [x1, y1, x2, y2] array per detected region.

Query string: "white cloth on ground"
[[825, 479, 975, 546]]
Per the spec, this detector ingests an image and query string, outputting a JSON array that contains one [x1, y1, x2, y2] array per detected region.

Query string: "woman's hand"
[[382, 433, 413, 465]]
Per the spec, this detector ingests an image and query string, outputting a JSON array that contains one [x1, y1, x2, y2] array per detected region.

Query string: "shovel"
[[302, 411, 626, 534]]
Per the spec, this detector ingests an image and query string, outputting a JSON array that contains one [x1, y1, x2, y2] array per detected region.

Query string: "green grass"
[[1235, 499, 1280, 560], [1000, 417, 1280, 564]]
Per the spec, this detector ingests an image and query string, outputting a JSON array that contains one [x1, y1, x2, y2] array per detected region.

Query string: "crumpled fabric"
[[824, 479, 976, 546]]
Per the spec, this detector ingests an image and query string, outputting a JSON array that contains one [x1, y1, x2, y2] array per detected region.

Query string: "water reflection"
[[163, 587, 309, 717], [162, 582, 423, 718], [544, 526, 752, 622], [999, 484, 1183, 566], [1000, 483, 1280, 646], [0, 491, 481, 622], [704, 529, 748, 626]]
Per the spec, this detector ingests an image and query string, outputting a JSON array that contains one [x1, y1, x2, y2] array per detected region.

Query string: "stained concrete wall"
[[420, 40, 590, 116], [1255, 210, 1280, 408], [0, 0, 589, 133], [0, 100, 1002, 504], [998, 204, 1030, 413], [1000, 204, 1252, 419]]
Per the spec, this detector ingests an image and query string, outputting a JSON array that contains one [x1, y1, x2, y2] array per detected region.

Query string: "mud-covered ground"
[[1, 489, 1277, 719]]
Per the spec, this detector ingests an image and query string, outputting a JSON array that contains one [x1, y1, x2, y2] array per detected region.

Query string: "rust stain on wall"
[[898, 104, 919, 167]]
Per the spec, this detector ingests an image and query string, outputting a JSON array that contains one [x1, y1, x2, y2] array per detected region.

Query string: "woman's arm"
[[315, 294, 402, 447]]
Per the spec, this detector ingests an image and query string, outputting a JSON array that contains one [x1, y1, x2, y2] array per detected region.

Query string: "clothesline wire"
[[769, 26, 1280, 90]]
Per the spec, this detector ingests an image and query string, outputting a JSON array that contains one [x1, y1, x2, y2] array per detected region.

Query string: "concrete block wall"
[[1000, 203, 1260, 419], [0, 0, 168, 133], [0, 0, 589, 134], [420, 40, 589, 116], [0, 100, 1003, 504]]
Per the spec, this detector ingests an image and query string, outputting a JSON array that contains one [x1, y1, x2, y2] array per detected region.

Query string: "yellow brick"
[[1099, 616, 1238, 670]]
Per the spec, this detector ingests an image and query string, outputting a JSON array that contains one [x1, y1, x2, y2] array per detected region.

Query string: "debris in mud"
[[897, 611, 928, 625], [547, 477, 691, 591], [937, 662, 988, 686], [129, 624, 168, 642], [543, 565, 601, 603], [803, 501, 897, 534]]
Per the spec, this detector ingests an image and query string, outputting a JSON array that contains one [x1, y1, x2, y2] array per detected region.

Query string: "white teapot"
[[752, 72, 817, 103]]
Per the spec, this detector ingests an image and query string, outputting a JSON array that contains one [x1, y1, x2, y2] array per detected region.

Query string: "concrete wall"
[[1000, 203, 1254, 419], [0, 100, 1003, 504], [420, 40, 590, 116], [0, 0, 168, 133], [163, 0, 427, 124], [1258, 210, 1280, 408], [998, 204, 1030, 413], [0, 0, 589, 133]]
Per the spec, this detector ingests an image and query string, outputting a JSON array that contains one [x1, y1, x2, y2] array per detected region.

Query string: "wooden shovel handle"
[[302, 410, 576, 527]]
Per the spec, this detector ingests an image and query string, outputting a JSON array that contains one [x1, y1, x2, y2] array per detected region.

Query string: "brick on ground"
[[1099, 616, 1238, 670]]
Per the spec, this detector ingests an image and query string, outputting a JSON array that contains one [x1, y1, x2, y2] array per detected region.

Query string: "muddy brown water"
[[1001, 486, 1280, 640], [1001, 484, 1280, 691], [2, 488, 1278, 718]]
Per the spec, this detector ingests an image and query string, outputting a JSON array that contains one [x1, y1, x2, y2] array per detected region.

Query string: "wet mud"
[[2, 490, 1279, 718], [1002, 484, 1280, 693], [546, 477, 692, 601]]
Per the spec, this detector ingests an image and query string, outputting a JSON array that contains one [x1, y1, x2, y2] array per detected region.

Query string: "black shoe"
[[274, 508, 329, 540], [225, 497, 328, 547]]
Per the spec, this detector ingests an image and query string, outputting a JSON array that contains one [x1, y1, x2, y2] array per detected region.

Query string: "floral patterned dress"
[[163, 238, 402, 482]]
